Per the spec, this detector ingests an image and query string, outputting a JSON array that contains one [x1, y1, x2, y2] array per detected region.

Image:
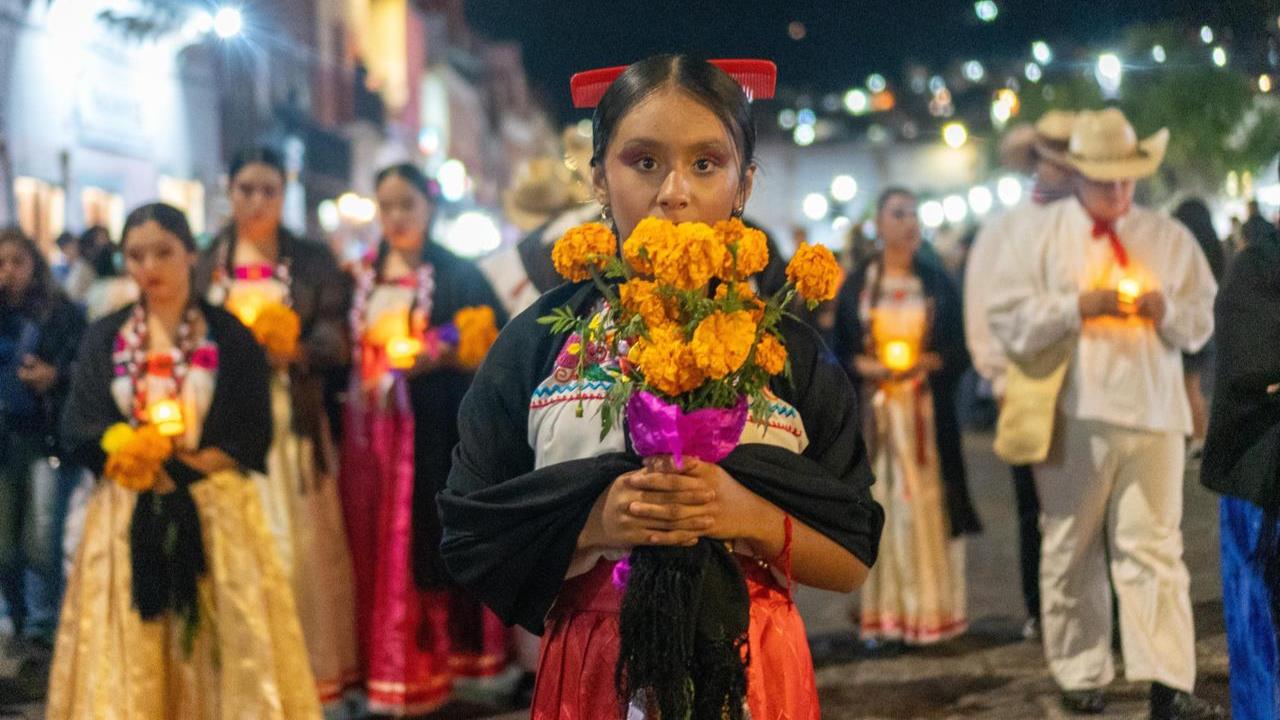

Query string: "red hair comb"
[[570, 59, 777, 109]]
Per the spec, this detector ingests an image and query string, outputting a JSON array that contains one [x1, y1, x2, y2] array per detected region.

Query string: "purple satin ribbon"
[[625, 391, 748, 467]]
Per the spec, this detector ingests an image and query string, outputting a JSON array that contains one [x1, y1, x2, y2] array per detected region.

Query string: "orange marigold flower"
[[649, 222, 726, 291], [630, 324, 705, 397], [619, 279, 675, 328], [454, 305, 500, 369], [103, 423, 172, 492], [622, 217, 675, 276], [251, 301, 301, 359], [690, 310, 757, 380], [714, 218, 769, 279], [786, 242, 843, 302], [552, 222, 617, 282], [755, 332, 788, 375]]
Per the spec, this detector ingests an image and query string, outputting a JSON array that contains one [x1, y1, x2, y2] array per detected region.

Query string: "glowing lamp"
[[386, 337, 422, 370], [1117, 277, 1141, 312], [148, 399, 186, 437], [881, 340, 916, 373], [228, 292, 267, 327]]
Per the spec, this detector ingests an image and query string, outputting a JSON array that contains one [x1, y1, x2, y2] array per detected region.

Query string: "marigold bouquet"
[[542, 216, 841, 442], [101, 422, 173, 492], [227, 296, 301, 359]]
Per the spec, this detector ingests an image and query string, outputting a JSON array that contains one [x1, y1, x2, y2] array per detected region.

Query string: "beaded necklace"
[[116, 302, 202, 425]]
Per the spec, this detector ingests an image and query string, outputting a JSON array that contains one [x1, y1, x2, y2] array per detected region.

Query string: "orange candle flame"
[[148, 399, 186, 437], [881, 340, 915, 373], [386, 337, 422, 370]]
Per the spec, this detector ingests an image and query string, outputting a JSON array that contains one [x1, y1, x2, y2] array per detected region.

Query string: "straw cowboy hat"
[[1066, 108, 1169, 181], [999, 110, 1077, 174], [503, 157, 580, 232]]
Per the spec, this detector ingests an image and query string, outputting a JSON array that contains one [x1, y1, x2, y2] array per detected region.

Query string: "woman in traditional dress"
[[194, 147, 359, 713], [339, 163, 509, 716], [49, 202, 319, 718], [833, 187, 981, 648], [439, 55, 884, 720]]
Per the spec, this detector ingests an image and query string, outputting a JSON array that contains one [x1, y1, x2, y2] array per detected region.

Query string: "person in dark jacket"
[[1202, 229, 1280, 720], [0, 227, 85, 649]]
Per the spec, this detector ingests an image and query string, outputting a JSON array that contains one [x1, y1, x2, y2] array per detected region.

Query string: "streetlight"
[[213, 7, 243, 39], [1261, 75, 1274, 93], [920, 200, 945, 228], [1152, 45, 1167, 64], [802, 193, 829, 221], [968, 186, 994, 216], [1025, 62, 1042, 83], [438, 159, 468, 202], [1031, 41, 1052, 64], [1200, 26, 1214, 44], [964, 60, 985, 82], [1213, 47, 1228, 68], [843, 89, 869, 115], [794, 124, 816, 146], [974, 1, 998, 23], [1096, 53, 1122, 98], [942, 122, 968, 149], [997, 176, 1023, 207], [867, 74, 887, 93], [943, 195, 968, 224], [831, 175, 858, 203]]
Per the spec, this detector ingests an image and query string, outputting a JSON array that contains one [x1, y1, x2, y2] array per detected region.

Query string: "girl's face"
[[123, 220, 195, 305], [229, 162, 285, 239], [877, 193, 921, 254], [0, 241, 34, 302], [376, 175, 434, 255], [593, 88, 754, 241]]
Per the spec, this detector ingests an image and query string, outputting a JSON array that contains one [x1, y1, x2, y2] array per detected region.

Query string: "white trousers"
[[1035, 416, 1195, 692]]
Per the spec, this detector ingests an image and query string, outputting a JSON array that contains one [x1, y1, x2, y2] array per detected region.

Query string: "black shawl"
[[194, 228, 351, 471], [439, 280, 884, 634], [61, 301, 272, 622], [832, 252, 982, 537]]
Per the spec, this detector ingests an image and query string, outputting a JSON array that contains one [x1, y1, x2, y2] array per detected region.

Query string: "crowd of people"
[[0, 53, 1277, 720]]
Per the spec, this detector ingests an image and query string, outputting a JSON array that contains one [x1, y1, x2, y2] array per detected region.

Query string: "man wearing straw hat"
[[987, 108, 1222, 719], [965, 109, 1077, 643]]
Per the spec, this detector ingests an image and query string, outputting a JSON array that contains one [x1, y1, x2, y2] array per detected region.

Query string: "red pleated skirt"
[[531, 557, 820, 720]]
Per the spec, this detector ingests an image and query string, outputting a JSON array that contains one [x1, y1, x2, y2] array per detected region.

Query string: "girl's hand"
[[853, 354, 890, 382], [580, 467, 716, 549], [633, 457, 773, 546]]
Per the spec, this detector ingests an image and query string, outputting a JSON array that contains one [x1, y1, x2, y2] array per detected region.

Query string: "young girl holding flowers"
[[50, 202, 319, 718], [440, 55, 884, 719]]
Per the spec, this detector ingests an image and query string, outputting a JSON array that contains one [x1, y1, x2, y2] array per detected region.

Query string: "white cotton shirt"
[[964, 200, 1053, 396], [986, 197, 1216, 436]]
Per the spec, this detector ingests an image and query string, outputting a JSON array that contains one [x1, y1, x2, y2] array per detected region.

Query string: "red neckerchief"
[[1091, 218, 1129, 268]]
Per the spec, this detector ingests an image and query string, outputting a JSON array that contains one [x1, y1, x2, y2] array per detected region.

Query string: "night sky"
[[464, 0, 1274, 122]]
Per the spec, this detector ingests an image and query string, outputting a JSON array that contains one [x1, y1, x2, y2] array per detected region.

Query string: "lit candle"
[[881, 340, 915, 373], [148, 399, 186, 437], [1117, 276, 1141, 312], [386, 337, 422, 370], [229, 293, 266, 327]]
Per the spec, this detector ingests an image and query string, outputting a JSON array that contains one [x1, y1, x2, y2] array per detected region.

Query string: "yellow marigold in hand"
[[629, 324, 705, 397], [622, 217, 674, 276], [755, 332, 788, 375], [619, 279, 675, 328], [786, 242, 843, 303], [103, 423, 172, 492], [714, 219, 769, 279], [251, 301, 301, 359], [552, 222, 617, 282], [690, 310, 757, 380], [714, 282, 765, 322], [454, 305, 499, 369], [650, 222, 726, 291]]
